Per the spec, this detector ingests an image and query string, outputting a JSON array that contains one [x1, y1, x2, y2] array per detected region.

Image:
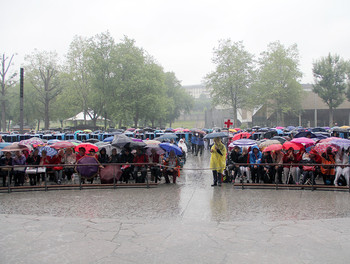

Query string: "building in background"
[[182, 84, 350, 128]]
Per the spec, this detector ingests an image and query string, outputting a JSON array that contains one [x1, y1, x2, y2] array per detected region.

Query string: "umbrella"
[[51, 141, 76, 150], [159, 143, 183, 156], [103, 136, 114, 142], [19, 137, 44, 146], [146, 145, 165, 155], [144, 140, 161, 146], [291, 137, 315, 148], [125, 140, 147, 149], [76, 156, 99, 179], [263, 144, 283, 152], [282, 141, 304, 151], [156, 133, 178, 140], [74, 143, 99, 153], [318, 137, 339, 143], [85, 139, 100, 144], [258, 140, 281, 150], [111, 134, 133, 148], [203, 132, 228, 139], [83, 129, 92, 133], [313, 142, 339, 154], [97, 143, 117, 156], [340, 126, 350, 129], [100, 165, 122, 183], [232, 132, 251, 141], [271, 136, 287, 144], [229, 139, 257, 148], [38, 146, 58, 157], [2, 142, 30, 152], [275, 126, 285, 130], [47, 139, 61, 145], [330, 139, 350, 150]]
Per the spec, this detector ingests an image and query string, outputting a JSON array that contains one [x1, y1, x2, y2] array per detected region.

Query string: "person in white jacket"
[[334, 148, 350, 186], [178, 139, 188, 163]]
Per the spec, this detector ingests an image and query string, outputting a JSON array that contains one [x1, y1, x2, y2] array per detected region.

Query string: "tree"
[[253, 41, 303, 126], [25, 50, 63, 130], [0, 53, 17, 131], [313, 53, 348, 126], [204, 40, 255, 127], [66, 35, 93, 125]]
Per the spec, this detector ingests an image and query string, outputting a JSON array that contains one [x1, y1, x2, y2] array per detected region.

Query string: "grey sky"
[[2, 0, 349, 85]]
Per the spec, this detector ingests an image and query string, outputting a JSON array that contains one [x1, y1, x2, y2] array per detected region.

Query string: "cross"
[[224, 119, 233, 128]]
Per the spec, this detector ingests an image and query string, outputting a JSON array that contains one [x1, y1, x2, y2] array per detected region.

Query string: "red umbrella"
[[313, 142, 339, 154], [263, 144, 283, 152], [282, 141, 304, 151], [232, 132, 251, 141], [51, 141, 75, 149], [74, 143, 99, 153]]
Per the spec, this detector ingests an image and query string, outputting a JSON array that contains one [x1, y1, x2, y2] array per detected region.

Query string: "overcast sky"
[[1, 0, 349, 85]]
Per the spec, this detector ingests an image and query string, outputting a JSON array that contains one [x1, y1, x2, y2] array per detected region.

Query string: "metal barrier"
[[0, 162, 159, 193], [1, 162, 350, 193]]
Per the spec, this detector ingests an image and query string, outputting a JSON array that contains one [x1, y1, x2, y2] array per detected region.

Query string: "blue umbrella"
[[203, 132, 228, 139], [159, 143, 183, 156], [38, 146, 58, 157], [103, 136, 114, 142]]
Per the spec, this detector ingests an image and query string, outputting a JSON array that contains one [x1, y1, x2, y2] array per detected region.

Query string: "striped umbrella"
[[38, 146, 58, 157]]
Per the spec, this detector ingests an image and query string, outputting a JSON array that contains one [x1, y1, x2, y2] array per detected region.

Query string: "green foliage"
[[253, 41, 303, 125], [313, 53, 348, 126], [204, 40, 255, 127]]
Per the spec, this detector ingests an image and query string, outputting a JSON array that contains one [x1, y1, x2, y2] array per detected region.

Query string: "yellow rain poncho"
[[209, 138, 227, 173]]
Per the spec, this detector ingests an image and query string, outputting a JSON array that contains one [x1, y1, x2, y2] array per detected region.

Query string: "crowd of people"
[[0, 145, 185, 187], [218, 142, 349, 187]]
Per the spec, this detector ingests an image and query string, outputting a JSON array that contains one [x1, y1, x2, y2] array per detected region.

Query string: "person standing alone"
[[210, 137, 227, 186]]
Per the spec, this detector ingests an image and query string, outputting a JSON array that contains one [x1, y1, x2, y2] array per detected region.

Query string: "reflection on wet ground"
[[1, 150, 350, 222], [2, 150, 350, 263]]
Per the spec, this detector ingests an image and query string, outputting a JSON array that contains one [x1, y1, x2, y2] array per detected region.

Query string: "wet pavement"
[[1, 150, 350, 263]]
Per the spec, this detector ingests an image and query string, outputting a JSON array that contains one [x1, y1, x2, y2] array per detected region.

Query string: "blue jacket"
[[191, 136, 198, 144], [197, 137, 204, 146], [249, 146, 262, 165]]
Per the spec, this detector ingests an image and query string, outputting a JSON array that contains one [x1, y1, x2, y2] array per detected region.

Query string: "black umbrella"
[[111, 134, 133, 148], [271, 136, 287, 144], [203, 132, 228, 139], [156, 133, 178, 140]]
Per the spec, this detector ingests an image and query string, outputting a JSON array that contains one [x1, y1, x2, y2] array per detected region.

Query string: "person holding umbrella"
[[249, 146, 262, 183], [210, 137, 227, 186], [320, 146, 336, 185], [334, 148, 350, 186]]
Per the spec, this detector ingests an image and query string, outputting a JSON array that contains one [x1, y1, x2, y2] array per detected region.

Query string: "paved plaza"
[[1, 152, 350, 263]]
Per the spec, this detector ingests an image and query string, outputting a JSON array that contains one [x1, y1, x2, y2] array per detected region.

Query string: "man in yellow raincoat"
[[210, 137, 227, 186]]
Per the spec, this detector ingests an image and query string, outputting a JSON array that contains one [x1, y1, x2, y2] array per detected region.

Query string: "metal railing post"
[[7, 170, 11, 193]]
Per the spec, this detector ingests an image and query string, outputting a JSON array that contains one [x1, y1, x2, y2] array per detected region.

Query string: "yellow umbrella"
[[229, 129, 237, 133], [83, 129, 92, 133], [340, 126, 350, 129]]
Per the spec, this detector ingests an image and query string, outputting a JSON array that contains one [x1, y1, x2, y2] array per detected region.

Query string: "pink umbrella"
[[276, 126, 285, 130], [318, 137, 339, 143], [100, 165, 122, 184], [263, 144, 283, 152], [291, 137, 315, 148], [51, 141, 75, 149]]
